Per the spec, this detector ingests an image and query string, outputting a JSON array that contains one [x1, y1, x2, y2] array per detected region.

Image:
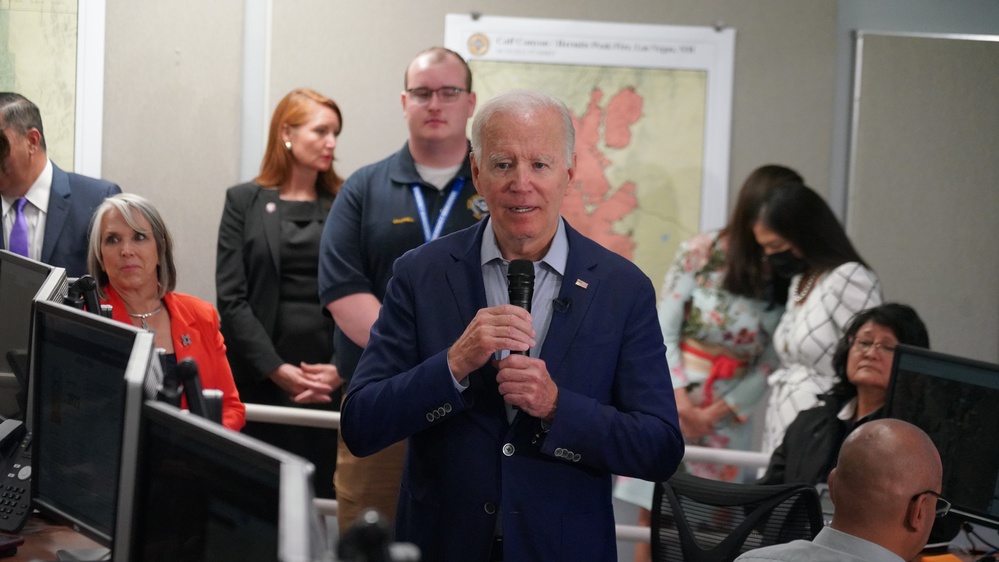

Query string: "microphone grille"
[[508, 259, 534, 279]]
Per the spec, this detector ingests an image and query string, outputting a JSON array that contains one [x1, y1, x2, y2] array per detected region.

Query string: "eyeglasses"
[[849, 338, 897, 355], [911, 490, 952, 517], [405, 86, 466, 104]]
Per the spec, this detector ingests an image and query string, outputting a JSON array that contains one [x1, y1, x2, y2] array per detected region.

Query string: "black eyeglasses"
[[405, 86, 466, 104], [911, 490, 952, 517], [849, 338, 897, 356]]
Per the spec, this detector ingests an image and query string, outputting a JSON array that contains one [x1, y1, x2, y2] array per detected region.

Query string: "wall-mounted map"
[[446, 14, 733, 296]]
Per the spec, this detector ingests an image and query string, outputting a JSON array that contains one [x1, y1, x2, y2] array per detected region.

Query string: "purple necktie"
[[8, 198, 29, 257]]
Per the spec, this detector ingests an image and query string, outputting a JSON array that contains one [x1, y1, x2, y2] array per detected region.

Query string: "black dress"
[[240, 199, 339, 498]]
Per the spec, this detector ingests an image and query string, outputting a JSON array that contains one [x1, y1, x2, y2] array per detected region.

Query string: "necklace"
[[128, 306, 163, 330], [792, 271, 818, 305]]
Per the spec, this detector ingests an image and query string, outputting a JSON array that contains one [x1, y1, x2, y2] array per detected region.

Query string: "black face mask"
[[767, 249, 807, 279]]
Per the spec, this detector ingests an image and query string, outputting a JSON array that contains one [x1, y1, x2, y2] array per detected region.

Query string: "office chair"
[[650, 472, 823, 562]]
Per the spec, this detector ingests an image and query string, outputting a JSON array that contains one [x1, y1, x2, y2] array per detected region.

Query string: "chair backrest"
[[651, 472, 823, 562]]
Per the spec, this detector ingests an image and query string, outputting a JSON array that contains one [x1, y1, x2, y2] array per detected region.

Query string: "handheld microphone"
[[507, 259, 534, 356]]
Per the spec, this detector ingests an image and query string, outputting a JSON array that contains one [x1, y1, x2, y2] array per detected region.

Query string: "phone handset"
[[0, 420, 25, 453], [0, 420, 32, 533]]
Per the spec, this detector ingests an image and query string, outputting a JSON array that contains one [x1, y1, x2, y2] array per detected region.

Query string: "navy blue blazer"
[[341, 219, 683, 562], [1, 163, 120, 277]]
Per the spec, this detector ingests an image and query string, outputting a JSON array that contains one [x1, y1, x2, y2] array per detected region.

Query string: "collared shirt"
[[836, 397, 858, 422], [448, 217, 569, 415], [735, 527, 905, 562], [480, 216, 569, 359], [318, 141, 483, 385], [2, 159, 52, 260], [836, 397, 882, 434]]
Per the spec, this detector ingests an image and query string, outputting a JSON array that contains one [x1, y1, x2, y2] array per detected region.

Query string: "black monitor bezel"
[[884, 343, 999, 530], [112, 400, 322, 562], [28, 300, 159, 547], [0, 250, 68, 418], [0, 250, 68, 308]]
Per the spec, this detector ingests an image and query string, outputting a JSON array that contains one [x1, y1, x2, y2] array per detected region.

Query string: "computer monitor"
[[884, 344, 999, 530], [28, 300, 162, 547], [0, 250, 68, 419], [112, 400, 326, 562]]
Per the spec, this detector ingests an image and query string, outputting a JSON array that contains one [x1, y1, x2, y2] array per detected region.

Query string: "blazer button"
[[426, 412, 434, 422], [572, 453, 581, 462], [436, 406, 446, 416], [483, 502, 496, 515], [444, 403, 452, 413], [502, 443, 515, 456]]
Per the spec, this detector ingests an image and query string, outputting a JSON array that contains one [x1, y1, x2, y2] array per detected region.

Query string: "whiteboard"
[[846, 31, 999, 362]]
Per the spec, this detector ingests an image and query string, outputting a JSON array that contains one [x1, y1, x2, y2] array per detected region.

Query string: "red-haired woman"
[[216, 88, 343, 497]]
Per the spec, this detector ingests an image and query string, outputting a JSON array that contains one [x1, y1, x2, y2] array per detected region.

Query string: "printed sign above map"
[[445, 14, 734, 294]]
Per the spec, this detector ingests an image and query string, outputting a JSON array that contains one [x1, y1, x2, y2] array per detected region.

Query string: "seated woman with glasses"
[[758, 302, 929, 485]]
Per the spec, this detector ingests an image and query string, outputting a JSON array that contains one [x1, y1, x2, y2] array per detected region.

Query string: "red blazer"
[[103, 286, 247, 430]]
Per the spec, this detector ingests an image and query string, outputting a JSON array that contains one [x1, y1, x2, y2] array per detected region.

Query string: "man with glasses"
[[738, 418, 946, 562], [319, 47, 486, 535]]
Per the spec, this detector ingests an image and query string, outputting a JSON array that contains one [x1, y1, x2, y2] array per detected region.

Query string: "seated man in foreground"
[[737, 418, 945, 562]]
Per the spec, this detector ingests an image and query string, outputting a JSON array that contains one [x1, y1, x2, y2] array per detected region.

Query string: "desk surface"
[[4, 517, 102, 562], [917, 547, 992, 562]]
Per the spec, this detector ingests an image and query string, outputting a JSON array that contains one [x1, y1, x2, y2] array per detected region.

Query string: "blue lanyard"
[[411, 177, 465, 243]]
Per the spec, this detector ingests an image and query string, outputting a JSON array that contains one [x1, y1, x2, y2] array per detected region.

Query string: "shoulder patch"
[[467, 195, 489, 220]]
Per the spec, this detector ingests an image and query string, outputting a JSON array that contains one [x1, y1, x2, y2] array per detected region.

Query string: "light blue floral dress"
[[616, 231, 782, 508]]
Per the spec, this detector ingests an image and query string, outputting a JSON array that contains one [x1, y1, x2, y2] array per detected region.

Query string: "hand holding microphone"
[[445, 261, 535, 382], [498, 260, 557, 419]]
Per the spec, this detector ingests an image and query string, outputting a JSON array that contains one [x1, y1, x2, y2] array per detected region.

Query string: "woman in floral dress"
[[615, 164, 802, 562]]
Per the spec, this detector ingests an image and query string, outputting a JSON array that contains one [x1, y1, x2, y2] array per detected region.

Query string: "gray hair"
[[471, 89, 575, 166], [0, 93, 46, 150], [88, 193, 177, 299]]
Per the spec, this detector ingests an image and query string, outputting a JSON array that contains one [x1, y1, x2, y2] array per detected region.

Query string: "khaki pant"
[[334, 426, 406, 535]]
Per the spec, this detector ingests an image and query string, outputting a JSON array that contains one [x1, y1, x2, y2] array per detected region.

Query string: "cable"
[[962, 522, 999, 553]]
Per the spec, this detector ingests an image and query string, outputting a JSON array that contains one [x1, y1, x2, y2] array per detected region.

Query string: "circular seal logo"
[[467, 195, 489, 220], [467, 33, 489, 57]]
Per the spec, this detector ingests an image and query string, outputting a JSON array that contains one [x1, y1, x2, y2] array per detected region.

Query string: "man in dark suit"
[[0, 93, 121, 277], [341, 89, 684, 561]]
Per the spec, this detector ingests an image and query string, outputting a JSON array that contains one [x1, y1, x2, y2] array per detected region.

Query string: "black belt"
[[490, 536, 503, 561]]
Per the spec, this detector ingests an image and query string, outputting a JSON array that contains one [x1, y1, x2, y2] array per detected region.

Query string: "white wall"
[[99, 1, 999, 363], [832, 0, 999, 362], [103, 0, 839, 305], [103, 0, 243, 302]]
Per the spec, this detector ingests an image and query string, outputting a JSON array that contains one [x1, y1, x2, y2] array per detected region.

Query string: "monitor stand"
[[53, 547, 111, 561]]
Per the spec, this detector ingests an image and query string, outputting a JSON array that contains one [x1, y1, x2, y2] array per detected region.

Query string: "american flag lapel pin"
[[575, 279, 588, 289]]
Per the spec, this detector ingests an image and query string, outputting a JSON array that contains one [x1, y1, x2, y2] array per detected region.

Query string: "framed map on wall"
[[445, 14, 734, 296]]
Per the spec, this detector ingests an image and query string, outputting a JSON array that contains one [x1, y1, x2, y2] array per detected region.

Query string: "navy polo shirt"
[[318, 141, 487, 383]]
